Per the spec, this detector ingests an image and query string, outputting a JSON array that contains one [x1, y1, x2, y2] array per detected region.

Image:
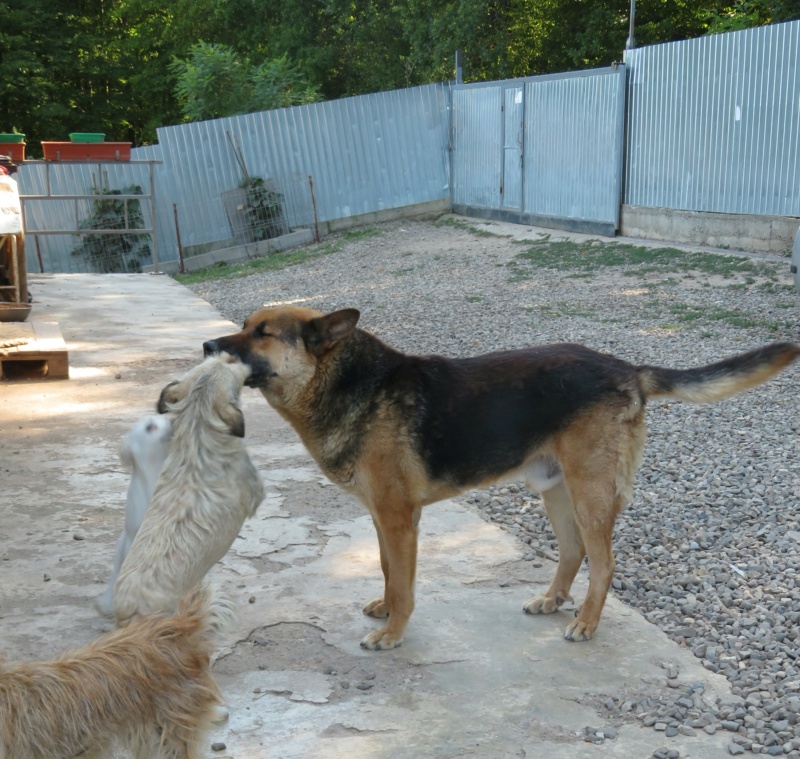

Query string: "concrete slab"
[[0, 273, 739, 758]]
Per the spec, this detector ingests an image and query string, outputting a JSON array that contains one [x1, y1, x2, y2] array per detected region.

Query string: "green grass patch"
[[342, 227, 383, 241], [663, 302, 769, 331], [434, 216, 509, 239], [758, 281, 796, 294], [507, 238, 776, 283], [174, 241, 341, 285]]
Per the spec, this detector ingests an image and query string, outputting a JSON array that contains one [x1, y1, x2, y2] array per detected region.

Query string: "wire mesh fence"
[[20, 160, 158, 274], [163, 172, 319, 274], [22, 170, 318, 274]]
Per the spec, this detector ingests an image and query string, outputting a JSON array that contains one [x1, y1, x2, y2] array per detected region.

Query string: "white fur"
[[522, 456, 564, 493], [95, 415, 172, 617], [113, 355, 265, 626]]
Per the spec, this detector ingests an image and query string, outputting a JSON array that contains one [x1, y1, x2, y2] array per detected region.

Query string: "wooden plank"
[[26, 321, 67, 353], [0, 320, 69, 380]]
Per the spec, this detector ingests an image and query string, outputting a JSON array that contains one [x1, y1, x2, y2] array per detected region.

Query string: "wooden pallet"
[[0, 320, 69, 380]]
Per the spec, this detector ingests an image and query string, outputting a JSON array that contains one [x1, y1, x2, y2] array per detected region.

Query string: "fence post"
[[173, 204, 185, 273], [149, 161, 159, 273], [308, 175, 321, 243]]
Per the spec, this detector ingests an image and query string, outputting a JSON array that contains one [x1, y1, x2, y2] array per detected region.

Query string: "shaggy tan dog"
[[114, 354, 265, 627], [0, 586, 231, 759]]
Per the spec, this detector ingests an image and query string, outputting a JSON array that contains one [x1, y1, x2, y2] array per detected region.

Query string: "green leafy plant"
[[72, 185, 151, 273], [239, 177, 286, 241]]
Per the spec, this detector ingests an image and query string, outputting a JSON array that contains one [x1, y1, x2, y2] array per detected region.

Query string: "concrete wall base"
[[146, 199, 451, 275], [144, 228, 314, 275], [318, 198, 451, 235], [620, 205, 799, 256]]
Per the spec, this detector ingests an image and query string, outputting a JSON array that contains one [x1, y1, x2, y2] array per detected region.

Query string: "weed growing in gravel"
[[342, 227, 382, 241], [758, 281, 796, 294], [174, 241, 342, 285], [523, 302, 598, 319], [659, 303, 790, 331], [435, 216, 510, 239]]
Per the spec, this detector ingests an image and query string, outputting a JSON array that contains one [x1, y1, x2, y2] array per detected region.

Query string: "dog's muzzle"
[[203, 338, 272, 387]]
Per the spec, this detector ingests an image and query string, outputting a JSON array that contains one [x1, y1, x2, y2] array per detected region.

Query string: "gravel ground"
[[187, 215, 800, 756]]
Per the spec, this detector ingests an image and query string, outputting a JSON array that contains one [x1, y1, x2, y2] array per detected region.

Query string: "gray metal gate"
[[502, 85, 524, 211], [452, 65, 627, 236]]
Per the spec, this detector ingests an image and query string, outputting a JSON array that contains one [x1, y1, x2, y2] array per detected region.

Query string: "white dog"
[[113, 354, 265, 627], [96, 414, 172, 617]]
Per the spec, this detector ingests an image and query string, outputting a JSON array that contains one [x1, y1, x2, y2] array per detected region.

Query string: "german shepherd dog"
[[204, 307, 799, 649]]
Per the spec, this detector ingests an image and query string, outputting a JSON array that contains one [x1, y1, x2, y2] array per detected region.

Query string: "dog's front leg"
[[363, 517, 391, 619], [360, 508, 419, 650]]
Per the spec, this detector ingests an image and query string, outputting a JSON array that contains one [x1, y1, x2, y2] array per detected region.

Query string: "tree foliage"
[[1, 0, 797, 151], [169, 42, 319, 122]]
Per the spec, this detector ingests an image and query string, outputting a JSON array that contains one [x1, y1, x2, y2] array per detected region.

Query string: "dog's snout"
[[203, 340, 219, 357]]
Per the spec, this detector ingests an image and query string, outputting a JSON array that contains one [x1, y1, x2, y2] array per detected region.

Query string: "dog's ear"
[[217, 400, 246, 437], [303, 308, 360, 356], [157, 380, 182, 414]]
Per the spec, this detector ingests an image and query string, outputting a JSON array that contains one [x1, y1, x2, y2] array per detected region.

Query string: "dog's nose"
[[203, 340, 219, 357]]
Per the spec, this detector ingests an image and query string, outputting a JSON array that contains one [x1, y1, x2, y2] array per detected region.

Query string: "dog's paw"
[[95, 592, 114, 618], [564, 618, 596, 642], [523, 592, 572, 615], [360, 627, 403, 650], [210, 704, 230, 724], [362, 598, 390, 619]]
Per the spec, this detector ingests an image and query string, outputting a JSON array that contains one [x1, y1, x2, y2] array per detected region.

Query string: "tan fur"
[[205, 307, 799, 648], [0, 586, 231, 759]]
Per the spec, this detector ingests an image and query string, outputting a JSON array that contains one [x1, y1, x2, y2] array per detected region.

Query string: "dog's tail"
[[175, 584, 237, 642], [638, 342, 800, 403]]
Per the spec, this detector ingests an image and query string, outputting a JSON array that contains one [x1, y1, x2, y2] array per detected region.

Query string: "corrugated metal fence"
[[152, 83, 450, 253], [452, 66, 627, 235], [624, 20, 800, 217], [14, 19, 800, 272], [17, 84, 451, 273]]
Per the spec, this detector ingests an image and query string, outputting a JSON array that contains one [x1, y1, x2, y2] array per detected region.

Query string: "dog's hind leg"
[[360, 507, 419, 651], [523, 479, 584, 615], [562, 501, 616, 643], [556, 413, 642, 642], [553, 463, 618, 642]]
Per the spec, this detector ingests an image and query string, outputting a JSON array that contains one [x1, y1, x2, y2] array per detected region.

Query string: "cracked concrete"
[[0, 273, 740, 758]]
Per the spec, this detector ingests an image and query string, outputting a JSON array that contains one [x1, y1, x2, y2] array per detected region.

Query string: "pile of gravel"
[[188, 216, 800, 755]]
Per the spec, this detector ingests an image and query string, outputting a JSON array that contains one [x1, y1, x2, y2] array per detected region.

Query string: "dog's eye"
[[256, 324, 273, 339]]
